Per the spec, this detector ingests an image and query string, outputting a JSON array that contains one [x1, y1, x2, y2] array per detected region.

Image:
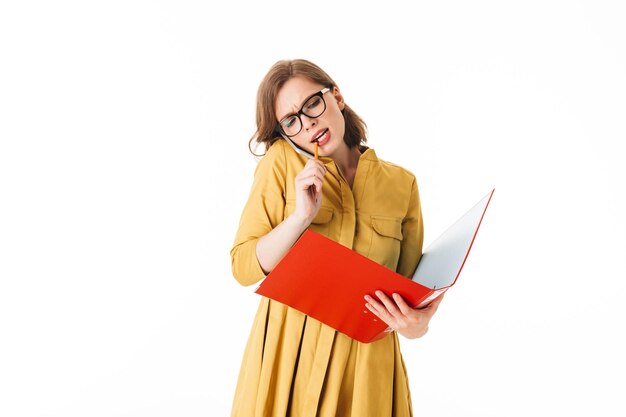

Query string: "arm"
[[256, 157, 326, 272], [230, 146, 286, 286], [396, 177, 424, 278], [254, 211, 310, 274], [230, 144, 327, 286]]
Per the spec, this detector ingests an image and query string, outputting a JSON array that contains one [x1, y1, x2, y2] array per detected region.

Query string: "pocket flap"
[[371, 216, 403, 240], [312, 206, 334, 224]]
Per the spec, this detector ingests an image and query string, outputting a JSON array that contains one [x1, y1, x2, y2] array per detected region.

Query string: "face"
[[274, 76, 346, 159]]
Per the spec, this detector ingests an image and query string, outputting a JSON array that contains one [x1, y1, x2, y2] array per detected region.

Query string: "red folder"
[[255, 189, 494, 343]]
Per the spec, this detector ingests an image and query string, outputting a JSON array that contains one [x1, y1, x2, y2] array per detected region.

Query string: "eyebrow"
[[278, 90, 320, 122]]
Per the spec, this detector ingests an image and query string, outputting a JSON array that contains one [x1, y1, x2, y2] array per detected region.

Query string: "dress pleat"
[[231, 142, 424, 417]]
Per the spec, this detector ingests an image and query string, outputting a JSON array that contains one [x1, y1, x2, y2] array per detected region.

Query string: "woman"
[[230, 59, 444, 417]]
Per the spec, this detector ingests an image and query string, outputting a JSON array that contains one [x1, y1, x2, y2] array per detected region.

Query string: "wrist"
[[289, 210, 312, 230]]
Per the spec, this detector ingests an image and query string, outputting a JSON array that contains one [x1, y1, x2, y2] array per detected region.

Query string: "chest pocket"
[[368, 215, 403, 269], [285, 202, 334, 237], [309, 206, 334, 236]]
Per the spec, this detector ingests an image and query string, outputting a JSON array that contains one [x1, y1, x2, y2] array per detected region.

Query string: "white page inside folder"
[[412, 189, 494, 290]]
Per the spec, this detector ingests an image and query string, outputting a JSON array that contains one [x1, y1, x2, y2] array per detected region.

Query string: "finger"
[[364, 294, 383, 311], [364, 297, 396, 327], [299, 164, 326, 185], [310, 166, 326, 182], [418, 293, 444, 319], [312, 170, 326, 185], [303, 185, 317, 197], [364, 301, 382, 318], [305, 160, 327, 175], [300, 169, 325, 183], [425, 293, 445, 314], [302, 163, 323, 178], [296, 174, 322, 190], [301, 174, 323, 189], [365, 303, 392, 327], [312, 179, 323, 195], [312, 159, 326, 170], [365, 294, 393, 317], [306, 158, 324, 167], [392, 293, 413, 316], [374, 290, 402, 317], [296, 179, 314, 192], [311, 160, 326, 173]]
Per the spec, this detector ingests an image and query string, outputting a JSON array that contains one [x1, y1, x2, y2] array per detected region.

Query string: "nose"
[[301, 113, 317, 131]]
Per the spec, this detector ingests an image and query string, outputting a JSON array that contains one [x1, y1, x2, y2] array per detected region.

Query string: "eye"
[[281, 116, 297, 128], [305, 97, 322, 110]]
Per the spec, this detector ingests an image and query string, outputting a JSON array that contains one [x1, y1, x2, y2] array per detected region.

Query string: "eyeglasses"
[[277, 87, 331, 137]]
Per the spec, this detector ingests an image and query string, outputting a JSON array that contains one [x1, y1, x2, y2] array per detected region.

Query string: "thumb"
[[426, 293, 445, 312]]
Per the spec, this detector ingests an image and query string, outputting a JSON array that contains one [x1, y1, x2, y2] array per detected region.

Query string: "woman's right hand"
[[293, 159, 327, 224], [254, 159, 327, 275]]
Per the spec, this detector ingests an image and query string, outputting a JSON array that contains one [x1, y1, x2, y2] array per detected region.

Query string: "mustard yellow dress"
[[230, 139, 424, 417]]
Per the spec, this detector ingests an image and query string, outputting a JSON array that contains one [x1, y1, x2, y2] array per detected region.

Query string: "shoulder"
[[364, 149, 417, 187], [253, 140, 288, 174], [252, 139, 306, 187], [259, 139, 287, 164], [258, 139, 305, 167]]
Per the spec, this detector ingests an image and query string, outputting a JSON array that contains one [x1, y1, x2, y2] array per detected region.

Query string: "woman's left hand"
[[364, 291, 444, 339]]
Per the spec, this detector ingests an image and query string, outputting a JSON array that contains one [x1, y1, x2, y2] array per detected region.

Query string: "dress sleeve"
[[230, 144, 287, 286], [396, 177, 424, 279]]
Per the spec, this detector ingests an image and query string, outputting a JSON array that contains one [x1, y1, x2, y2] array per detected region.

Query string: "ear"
[[332, 86, 346, 111]]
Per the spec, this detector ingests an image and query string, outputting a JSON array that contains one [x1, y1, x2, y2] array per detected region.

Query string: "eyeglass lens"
[[280, 93, 327, 137]]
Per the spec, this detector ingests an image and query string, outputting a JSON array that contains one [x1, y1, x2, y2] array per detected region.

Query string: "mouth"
[[311, 128, 329, 144]]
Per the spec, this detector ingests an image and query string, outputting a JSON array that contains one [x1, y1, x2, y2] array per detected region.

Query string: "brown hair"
[[248, 59, 367, 156]]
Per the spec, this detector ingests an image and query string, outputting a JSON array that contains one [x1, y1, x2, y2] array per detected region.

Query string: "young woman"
[[230, 59, 444, 417]]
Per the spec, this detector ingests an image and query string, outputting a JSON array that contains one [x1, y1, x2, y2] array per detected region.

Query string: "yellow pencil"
[[314, 142, 319, 160]]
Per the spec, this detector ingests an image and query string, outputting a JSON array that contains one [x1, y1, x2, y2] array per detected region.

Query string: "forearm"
[[255, 212, 310, 274]]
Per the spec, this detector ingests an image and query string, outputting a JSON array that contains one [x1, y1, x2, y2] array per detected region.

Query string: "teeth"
[[314, 129, 327, 142]]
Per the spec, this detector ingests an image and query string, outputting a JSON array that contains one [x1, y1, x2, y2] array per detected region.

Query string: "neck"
[[331, 144, 362, 182]]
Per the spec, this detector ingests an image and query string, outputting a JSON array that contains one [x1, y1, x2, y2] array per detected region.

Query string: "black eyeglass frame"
[[276, 87, 331, 138]]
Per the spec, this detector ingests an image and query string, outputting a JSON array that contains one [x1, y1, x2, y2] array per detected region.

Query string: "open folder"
[[256, 189, 494, 343]]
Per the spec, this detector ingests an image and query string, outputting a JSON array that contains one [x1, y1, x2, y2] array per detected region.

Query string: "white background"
[[1, 1, 625, 416]]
